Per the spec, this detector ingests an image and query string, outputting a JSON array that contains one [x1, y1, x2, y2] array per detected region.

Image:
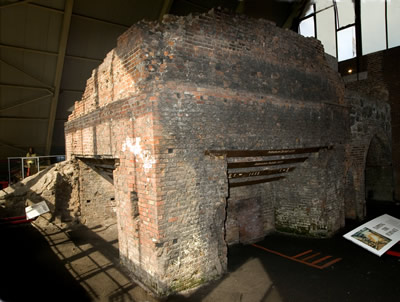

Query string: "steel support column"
[[158, 0, 174, 21], [45, 0, 73, 155]]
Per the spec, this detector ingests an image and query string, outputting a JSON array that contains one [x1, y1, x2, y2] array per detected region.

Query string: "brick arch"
[[365, 132, 393, 202], [344, 130, 392, 220]]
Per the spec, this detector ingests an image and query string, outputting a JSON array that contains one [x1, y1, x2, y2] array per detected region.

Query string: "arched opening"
[[365, 135, 394, 212]]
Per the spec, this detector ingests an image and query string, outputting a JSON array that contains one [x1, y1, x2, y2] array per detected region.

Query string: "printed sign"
[[343, 214, 400, 256], [25, 201, 50, 220]]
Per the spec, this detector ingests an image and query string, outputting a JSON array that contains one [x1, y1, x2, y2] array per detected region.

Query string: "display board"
[[343, 214, 400, 256], [25, 201, 50, 220]]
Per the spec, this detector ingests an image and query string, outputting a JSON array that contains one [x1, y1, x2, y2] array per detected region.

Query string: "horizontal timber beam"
[[228, 167, 295, 179], [228, 157, 308, 169], [229, 176, 286, 188], [206, 146, 333, 157]]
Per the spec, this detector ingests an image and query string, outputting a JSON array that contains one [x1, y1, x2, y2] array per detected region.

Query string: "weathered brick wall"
[[65, 9, 354, 295], [343, 53, 389, 102], [344, 90, 392, 219], [65, 26, 164, 291]]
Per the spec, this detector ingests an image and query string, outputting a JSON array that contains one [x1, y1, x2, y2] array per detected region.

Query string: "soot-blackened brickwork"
[[340, 49, 395, 207], [344, 91, 391, 219], [64, 9, 390, 295]]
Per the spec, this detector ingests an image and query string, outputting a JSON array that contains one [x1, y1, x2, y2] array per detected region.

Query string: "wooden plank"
[[292, 250, 313, 259], [311, 255, 332, 265], [319, 257, 342, 269], [228, 157, 308, 169], [301, 252, 321, 261], [205, 146, 332, 157], [229, 176, 285, 187], [228, 167, 295, 179]]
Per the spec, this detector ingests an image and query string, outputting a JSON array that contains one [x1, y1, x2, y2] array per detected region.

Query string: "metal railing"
[[7, 155, 65, 184]]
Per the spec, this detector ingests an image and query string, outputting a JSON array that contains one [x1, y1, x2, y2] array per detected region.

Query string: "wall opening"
[[365, 135, 393, 203], [225, 196, 266, 245], [77, 158, 117, 228]]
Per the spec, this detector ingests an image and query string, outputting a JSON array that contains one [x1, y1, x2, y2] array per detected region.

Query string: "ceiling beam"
[[0, 116, 66, 121], [0, 43, 57, 56], [65, 54, 102, 63], [0, 83, 53, 93], [61, 89, 84, 94], [0, 0, 31, 9], [0, 140, 26, 153], [45, 0, 73, 155], [0, 93, 51, 113], [0, 43, 102, 63], [27, 2, 130, 29], [0, 58, 53, 89]]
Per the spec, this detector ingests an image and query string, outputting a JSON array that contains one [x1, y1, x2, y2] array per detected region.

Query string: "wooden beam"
[[228, 167, 295, 179], [229, 176, 285, 188], [206, 146, 332, 157], [45, 0, 73, 155], [228, 157, 308, 169]]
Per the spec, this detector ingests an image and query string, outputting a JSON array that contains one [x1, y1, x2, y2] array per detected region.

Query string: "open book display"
[[343, 214, 400, 256]]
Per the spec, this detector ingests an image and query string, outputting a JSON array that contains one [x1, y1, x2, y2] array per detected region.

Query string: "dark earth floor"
[[1, 200, 399, 302]]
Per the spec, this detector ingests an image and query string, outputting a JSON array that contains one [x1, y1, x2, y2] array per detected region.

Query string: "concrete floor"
[[1, 201, 399, 302]]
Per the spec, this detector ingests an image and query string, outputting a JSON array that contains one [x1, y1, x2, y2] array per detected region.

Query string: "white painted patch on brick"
[[122, 137, 155, 173]]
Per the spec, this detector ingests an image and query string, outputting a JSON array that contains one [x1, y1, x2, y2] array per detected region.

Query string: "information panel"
[[25, 201, 50, 220], [343, 214, 400, 256]]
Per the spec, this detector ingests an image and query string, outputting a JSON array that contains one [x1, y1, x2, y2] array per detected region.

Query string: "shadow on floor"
[[167, 201, 400, 302], [1, 201, 399, 302], [0, 223, 91, 302]]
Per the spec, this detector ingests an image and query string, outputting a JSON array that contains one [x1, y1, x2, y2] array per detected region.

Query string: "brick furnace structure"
[[65, 10, 391, 295]]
